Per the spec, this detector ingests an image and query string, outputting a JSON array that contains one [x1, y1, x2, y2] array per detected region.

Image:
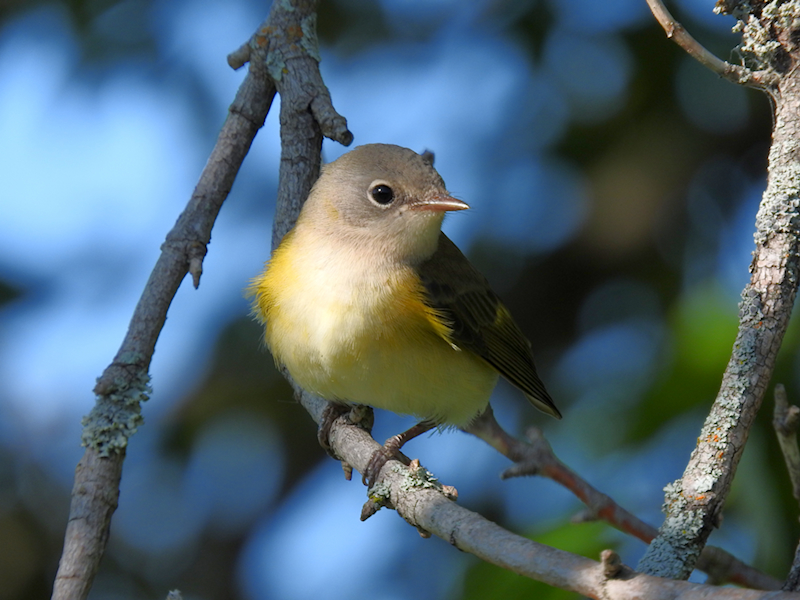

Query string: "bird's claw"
[[317, 403, 350, 459], [363, 445, 396, 488]]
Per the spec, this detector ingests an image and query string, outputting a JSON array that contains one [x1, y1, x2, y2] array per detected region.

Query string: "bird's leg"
[[363, 420, 436, 487]]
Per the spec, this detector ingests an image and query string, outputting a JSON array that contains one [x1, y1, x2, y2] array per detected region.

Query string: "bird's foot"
[[363, 439, 408, 488], [317, 403, 350, 458], [362, 420, 436, 487], [318, 403, 374, 481]]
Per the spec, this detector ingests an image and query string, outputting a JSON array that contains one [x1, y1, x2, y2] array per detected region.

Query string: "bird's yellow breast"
[[250, 228, 497, 426]]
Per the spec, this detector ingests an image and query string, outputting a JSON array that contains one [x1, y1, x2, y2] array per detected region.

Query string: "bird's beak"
[[412, 194, 470, 212]]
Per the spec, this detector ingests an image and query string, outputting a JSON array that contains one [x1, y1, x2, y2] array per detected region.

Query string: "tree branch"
[[49, 10, 294, 600], [464, 406, 780, 590], [644, 0, 778, 88], [638, 7, 800, 577], [773, 383, 800, 592], [773, 384, 800, 507], [301, 386, 797, 599], [262, 0, 352, 249], [786, 541, 800, 592]]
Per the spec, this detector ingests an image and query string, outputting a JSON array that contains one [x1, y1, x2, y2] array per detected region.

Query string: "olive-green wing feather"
[[418, 233, 561, 419]]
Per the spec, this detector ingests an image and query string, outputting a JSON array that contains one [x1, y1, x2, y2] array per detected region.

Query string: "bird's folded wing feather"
[[417, 233, 561, 419]]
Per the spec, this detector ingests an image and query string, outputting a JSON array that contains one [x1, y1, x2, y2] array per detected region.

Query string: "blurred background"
[[0, 0, 792, 598]]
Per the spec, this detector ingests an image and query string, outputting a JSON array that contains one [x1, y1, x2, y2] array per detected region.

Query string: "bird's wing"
[[417, 233, 561, 419]]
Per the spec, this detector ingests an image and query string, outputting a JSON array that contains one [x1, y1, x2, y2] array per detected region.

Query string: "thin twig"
[[464, 407, 780, 590], [645, 0, 778, 89]]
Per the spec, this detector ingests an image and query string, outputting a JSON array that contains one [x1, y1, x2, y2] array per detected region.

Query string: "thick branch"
[[50, 19, 281, 600], [639, 66, 800, 580], [264, 0, 352, 249], [264, 0, 353, 444]]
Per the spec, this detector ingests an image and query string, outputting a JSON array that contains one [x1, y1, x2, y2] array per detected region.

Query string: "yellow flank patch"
[[395, 276, 454, 347], [247, 230, 294, 330]]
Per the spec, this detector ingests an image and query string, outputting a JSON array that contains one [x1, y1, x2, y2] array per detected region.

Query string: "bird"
[[250, 143, 560, 486]]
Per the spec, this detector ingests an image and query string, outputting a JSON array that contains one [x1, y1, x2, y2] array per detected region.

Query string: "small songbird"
[[250, 144, 560, 485]]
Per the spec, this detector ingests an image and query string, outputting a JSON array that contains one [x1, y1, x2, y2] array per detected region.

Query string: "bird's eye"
[[370, 184, 395, 205]]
